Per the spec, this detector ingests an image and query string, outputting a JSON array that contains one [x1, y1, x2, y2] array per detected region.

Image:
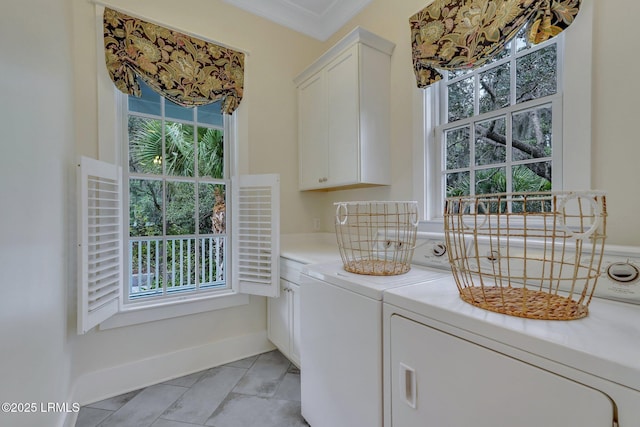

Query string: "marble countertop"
[[280, 233, 342, 265]]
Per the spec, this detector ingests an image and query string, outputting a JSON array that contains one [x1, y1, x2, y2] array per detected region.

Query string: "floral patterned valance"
[[103, 8, 244, 114], [409, 0, 581, 88]]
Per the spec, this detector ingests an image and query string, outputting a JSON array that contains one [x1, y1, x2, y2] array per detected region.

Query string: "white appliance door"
[[390, 315, 615, 427], [301, 274, 383, 427]]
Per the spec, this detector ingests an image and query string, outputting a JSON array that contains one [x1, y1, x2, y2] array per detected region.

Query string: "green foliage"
[[127, 116, 225, 238]]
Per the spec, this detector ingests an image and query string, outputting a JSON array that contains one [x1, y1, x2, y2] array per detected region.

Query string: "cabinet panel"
[[290, 282, 301, 367], [390, 315, 614, 427], [298, 73, 328, 189], [326, 45, 359, 186], [267, 280, 289, 354], [268, 258, 303, 367]]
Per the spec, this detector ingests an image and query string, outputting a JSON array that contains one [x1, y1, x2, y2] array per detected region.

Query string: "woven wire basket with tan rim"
[[335, 201, 419, 275], [444, 191, 607, 320]]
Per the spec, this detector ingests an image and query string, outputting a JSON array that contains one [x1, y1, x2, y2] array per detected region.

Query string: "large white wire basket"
[[444, 191, 607, 320], [335, 201, 419, 275]]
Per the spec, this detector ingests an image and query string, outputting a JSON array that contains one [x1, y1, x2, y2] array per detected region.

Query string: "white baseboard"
[[63, 330, 275, 427]]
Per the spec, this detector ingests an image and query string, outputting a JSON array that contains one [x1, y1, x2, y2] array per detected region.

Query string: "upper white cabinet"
[[295, 27, 395, 191]]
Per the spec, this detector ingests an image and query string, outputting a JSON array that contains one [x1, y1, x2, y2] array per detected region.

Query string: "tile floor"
[[75, 350, 308, 427]]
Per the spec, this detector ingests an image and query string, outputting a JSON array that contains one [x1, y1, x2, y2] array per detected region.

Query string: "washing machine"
[[299, 254, 448, 427]]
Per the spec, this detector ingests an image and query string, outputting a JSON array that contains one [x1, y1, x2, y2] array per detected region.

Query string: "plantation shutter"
[[77, 156, 123, 334], [232, 174, 280, 298]]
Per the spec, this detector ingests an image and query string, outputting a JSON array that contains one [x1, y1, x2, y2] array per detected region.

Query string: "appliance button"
[[432, 243, 447, 257]]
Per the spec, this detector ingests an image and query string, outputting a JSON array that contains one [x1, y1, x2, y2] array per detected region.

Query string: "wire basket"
[[335, 201, 419, 275], [444, 191, 607, 320]]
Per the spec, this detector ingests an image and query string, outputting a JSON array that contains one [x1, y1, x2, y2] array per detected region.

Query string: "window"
[[79, 7, 281, 332], [416, 2, 593, 227], [433, 31, 561, 212], [79, 81, 280, 331], [441, 30, 560, 199], [124, 79, 229, 305]]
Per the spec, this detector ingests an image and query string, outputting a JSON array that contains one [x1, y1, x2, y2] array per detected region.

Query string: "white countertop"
[[302, 260, 448, 300], [280, 233, 342, 265]]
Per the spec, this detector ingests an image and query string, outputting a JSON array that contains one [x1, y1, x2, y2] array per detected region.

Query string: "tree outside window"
[[441, 30, 559, 200], [125, 80, 227, 300]]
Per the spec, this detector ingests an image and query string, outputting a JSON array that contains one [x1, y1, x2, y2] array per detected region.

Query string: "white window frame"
[[120, 88, 232, 308], [414, 0, 594, 232], [83, 5, 278, 331]]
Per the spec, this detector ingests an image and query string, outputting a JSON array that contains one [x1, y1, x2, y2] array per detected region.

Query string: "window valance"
[[103, 8, 244, 114], [409, 0, 581, 88]]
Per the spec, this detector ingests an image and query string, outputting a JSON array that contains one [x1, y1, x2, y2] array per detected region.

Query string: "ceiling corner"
[[222, 0, 373, 41]]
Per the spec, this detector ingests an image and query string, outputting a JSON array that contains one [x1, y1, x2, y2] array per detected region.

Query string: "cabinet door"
[[326, 45, 359, 186], [289, 282, 301, 367], [298, 72, 328, 189], [390, 315, 614, 427], [267, 280, 290, 354]]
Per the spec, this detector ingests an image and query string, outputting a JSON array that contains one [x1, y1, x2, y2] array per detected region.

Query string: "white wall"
[[0, 1, 74, 426], [591, 0, 640, 246]]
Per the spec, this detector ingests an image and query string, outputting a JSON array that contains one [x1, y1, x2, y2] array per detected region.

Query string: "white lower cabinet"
[[268, 259, 302, 367], [389, 314, 614, 427]]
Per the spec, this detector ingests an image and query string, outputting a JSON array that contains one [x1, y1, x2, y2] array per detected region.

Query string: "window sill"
[[98, 290, 250, 330]]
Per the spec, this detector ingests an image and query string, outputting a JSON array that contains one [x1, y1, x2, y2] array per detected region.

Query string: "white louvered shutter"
[[77, 156, 123, 334], [232, 174, 280, 298]]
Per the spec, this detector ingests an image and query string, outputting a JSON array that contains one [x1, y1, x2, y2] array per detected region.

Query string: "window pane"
[[445, 126, 470, 170], [165, 237, 197, 291], [446, 171, 470, 197], [198, 236, 225, 287], [486, 42, 511, 63], [447, 77, 474, 122], [129, 239, 164, 298], [129, 178, 163, 237], [479, 63, 510, 114], [448, 68, 472, 80], [164, 122, 195, 177], [197, 127, 224, 178], [128, 80, 161, 115], [512, 106, 552, 161], [514, 27, 530, 53], [475, 167, 506, 195], [516, 44, 557, 102], [475, 117, 506, 166], [512, 162, 551, 192], [198, 101, 223, 127], [165, 97, 195, 122], [129, 117, 163, 174], [166, 181, 195, 235], [199, 183, 226, 235]]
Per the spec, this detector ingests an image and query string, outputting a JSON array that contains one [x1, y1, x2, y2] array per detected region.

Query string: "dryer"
[[383, 267, 640, 427]]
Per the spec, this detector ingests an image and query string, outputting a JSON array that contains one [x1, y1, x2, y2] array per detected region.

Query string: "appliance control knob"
[[486, 250, 500, 263], [432, 243, 447, 257], [606, 262, 640, 284]]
